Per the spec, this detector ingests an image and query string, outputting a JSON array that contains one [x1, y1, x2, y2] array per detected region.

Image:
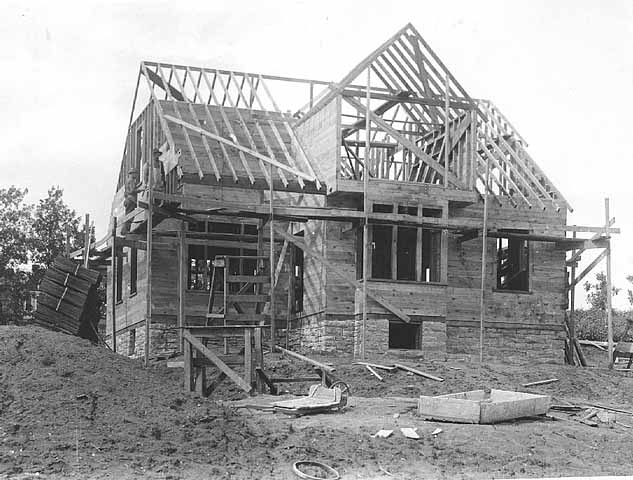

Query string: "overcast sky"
[[2, 0, 632, 307]]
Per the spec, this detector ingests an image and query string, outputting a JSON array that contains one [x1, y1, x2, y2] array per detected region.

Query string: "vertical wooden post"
[[83, 214, 90, 269], [254, 327, 264, 393], [605, 198, 614, 369], [443, 74, 449, 189], [269, 163, 275, 352], [194, 354, 206, 396], [468, 109, 475, 190], [65, 224, 71, 257], [244, 328, 253, 387], [309, 82, 314, 109], [361, 67, 371, 360], [286, 245, 295, 350], [144, 143, 154, 367], [479, 156, 490, 363], [183, 338, 193, 392], [178, 221, 186, 353], [111, 218, 117, 353], [569, 231, 577, 364]]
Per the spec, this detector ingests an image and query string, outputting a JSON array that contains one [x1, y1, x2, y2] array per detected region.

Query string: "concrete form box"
[[418, 389, 550, 424]]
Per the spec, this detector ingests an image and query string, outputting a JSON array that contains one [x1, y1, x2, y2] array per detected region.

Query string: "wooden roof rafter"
[[133, 61, 323, 191]]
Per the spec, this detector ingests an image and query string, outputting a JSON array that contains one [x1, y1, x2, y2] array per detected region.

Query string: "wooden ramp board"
[[418, 389, 551, 424]]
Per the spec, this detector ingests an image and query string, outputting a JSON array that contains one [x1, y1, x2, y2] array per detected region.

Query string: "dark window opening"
[[389, 322, 420, 349], [422, 230, 441, 282], [130, 248, 138, 295], [292, 234, 304, 313], [397, 206, 417, 281], [188, 245, 207, 290], [371, 225, 392, 279], [244, 224, 258, 236], [497, 231, 529, 291], [422, 207, 442, 218], [187, 221, 206, 233], [371, 204, 393, 279], [210, 222, 241, 234], [115, 254, 123, 302]]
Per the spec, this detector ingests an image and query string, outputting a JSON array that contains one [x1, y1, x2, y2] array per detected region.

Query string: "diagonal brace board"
[[163, 114, 317, 183], [183, 330, 253, 393], [273, 226, 411, 323], [343, 96, 465, 189]]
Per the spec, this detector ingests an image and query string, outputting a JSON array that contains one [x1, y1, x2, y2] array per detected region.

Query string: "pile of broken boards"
[[550, 403, 633, 429], [33, 256, 102, 342]]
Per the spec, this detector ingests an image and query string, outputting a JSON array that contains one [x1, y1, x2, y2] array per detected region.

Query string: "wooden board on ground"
[[418, 389, 551, 424]]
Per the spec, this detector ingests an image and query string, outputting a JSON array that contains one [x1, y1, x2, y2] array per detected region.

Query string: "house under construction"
[[78, 24, 616, 378]]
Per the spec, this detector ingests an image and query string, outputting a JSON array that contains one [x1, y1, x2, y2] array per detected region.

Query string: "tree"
[[584, 271, 619, 311], [31, 186, 83, 270], [0, 186, 32, 273], [1, 186, 86, 324], [0, 186, 33, 324]]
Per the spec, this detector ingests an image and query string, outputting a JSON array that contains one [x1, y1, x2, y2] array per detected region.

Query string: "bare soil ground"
[[2, 325, 633, 479]]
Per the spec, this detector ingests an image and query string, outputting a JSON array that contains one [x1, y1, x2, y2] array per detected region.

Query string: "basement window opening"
[[496, 230, 530, 292], [389, 321, 421, 349]]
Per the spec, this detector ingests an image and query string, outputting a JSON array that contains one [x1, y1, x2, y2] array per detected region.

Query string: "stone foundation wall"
[[446, 325, 565, 363], [353, 316, 389, 356], [421, 320, 447, 359]]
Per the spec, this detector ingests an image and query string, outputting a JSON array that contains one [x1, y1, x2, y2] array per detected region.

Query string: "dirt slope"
[[2, 326, 633, 479]]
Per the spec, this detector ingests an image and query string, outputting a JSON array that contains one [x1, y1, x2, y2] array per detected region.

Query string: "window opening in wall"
[[388, 321, 420, 349], [115, 253, 123, 303], [186, 220, 259, 291], [397, 205, 417, 281], [129, 248, 138, 295], [497, 230, 530, 292], [292, 232, 304, 313], [422, 229, 441, 282], [366, 203, 443, 282], [371, 204, 393, 279], [422, 207, 442, 218]]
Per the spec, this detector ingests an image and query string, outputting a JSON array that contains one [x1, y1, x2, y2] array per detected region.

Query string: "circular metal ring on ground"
[[292, 461, 340, 480]]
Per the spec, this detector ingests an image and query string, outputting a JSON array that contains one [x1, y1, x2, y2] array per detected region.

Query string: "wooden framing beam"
[[183, 330, 252, 393]]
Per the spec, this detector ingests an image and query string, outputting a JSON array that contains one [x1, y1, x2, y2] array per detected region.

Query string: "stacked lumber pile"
[[34, 256, 102, 342]]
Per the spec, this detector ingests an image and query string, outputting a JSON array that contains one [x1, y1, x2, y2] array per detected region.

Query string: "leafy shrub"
[[574, 308, 632, 341]]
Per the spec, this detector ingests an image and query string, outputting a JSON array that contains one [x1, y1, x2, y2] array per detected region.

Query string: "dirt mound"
[[0, 326, 279, 479]]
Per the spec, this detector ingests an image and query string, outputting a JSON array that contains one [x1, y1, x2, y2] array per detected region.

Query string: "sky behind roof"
[[2, 0, 632, 307]]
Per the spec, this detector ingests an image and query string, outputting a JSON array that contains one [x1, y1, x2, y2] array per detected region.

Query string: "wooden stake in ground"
[[479, 155, 490, 362], [361, 66, 371, 360], [605, 198, 614, 369], [111, 217, 117, 353]]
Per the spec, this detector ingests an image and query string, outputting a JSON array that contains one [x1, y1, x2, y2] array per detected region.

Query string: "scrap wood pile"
[[550, 402, 633, 429], [33, 256, 102, 342], [353, 361, 444, 382]]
